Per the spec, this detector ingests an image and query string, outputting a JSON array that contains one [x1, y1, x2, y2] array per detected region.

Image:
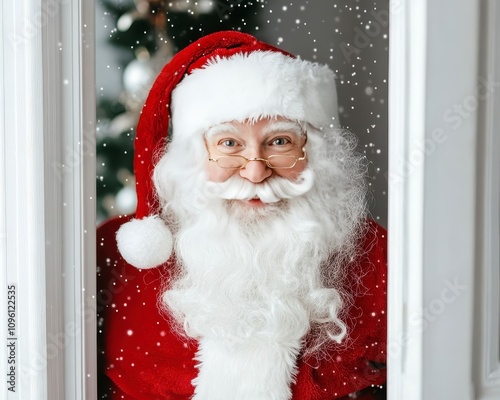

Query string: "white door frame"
[[473, 1, 500, 399], [388, 0, 500, 399], [0, 0, 96, 399]]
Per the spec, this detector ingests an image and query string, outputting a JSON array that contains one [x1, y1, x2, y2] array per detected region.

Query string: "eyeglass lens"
[[216, 155, 298, 169]]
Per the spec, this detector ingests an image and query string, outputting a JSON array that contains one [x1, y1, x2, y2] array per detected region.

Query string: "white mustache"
[[205, 169, 315, 203]]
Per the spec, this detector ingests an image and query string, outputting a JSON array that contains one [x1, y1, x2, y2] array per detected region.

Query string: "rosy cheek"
[[206, 162, 236, 182], [273, 161, 307, 180]]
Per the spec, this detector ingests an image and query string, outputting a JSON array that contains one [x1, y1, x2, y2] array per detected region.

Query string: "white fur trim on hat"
[[171, 51, 339, 137], [116, 215, 173, 269]]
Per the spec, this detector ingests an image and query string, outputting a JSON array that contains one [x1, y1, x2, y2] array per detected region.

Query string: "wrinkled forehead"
[[204, 118, 305, 139]]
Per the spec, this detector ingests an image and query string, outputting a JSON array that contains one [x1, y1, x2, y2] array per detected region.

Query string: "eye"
[[215, 138, 242, 154], [220, 139, 237, 147], [271, 137, 291, 146]]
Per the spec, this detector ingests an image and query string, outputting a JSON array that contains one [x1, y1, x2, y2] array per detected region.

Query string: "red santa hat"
[[116, 30, 340, 269]]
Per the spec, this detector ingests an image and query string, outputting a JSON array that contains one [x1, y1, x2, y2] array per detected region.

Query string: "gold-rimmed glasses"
[[207, 147, 307, 169], [203, 121, 308, 170]]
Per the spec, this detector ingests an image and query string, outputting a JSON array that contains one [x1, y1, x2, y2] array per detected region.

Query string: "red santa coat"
[[97, 217, 387, 399]]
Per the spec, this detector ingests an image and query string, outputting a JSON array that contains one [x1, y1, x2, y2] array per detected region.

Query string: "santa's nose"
[[239, 158, 272, 183]]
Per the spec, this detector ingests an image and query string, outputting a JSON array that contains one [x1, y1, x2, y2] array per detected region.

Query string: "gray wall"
[[258, 1, 389, 227]]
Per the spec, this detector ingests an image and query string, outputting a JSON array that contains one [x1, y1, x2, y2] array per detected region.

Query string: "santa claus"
[[97, 31, 387, 400]]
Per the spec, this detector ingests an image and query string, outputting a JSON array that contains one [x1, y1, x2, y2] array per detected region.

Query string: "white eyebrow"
[[261, 120, 304, 136], [205, 123, 238, 138]]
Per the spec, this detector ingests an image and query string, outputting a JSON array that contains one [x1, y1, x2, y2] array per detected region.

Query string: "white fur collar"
[[192, 337, 301, 400]]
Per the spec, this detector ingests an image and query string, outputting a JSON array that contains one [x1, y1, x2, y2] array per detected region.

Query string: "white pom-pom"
[[116, 215, 173, 269]]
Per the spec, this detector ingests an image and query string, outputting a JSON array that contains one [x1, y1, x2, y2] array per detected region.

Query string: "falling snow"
[[96, 0, 388, 225]]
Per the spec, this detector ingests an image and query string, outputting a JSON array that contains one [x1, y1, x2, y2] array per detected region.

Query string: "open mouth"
[[247, 197, 265, 206]]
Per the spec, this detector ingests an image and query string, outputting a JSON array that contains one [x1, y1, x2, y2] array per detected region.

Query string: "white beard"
[[161, 171, 347, 400], [153, 126, 367, 400]]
